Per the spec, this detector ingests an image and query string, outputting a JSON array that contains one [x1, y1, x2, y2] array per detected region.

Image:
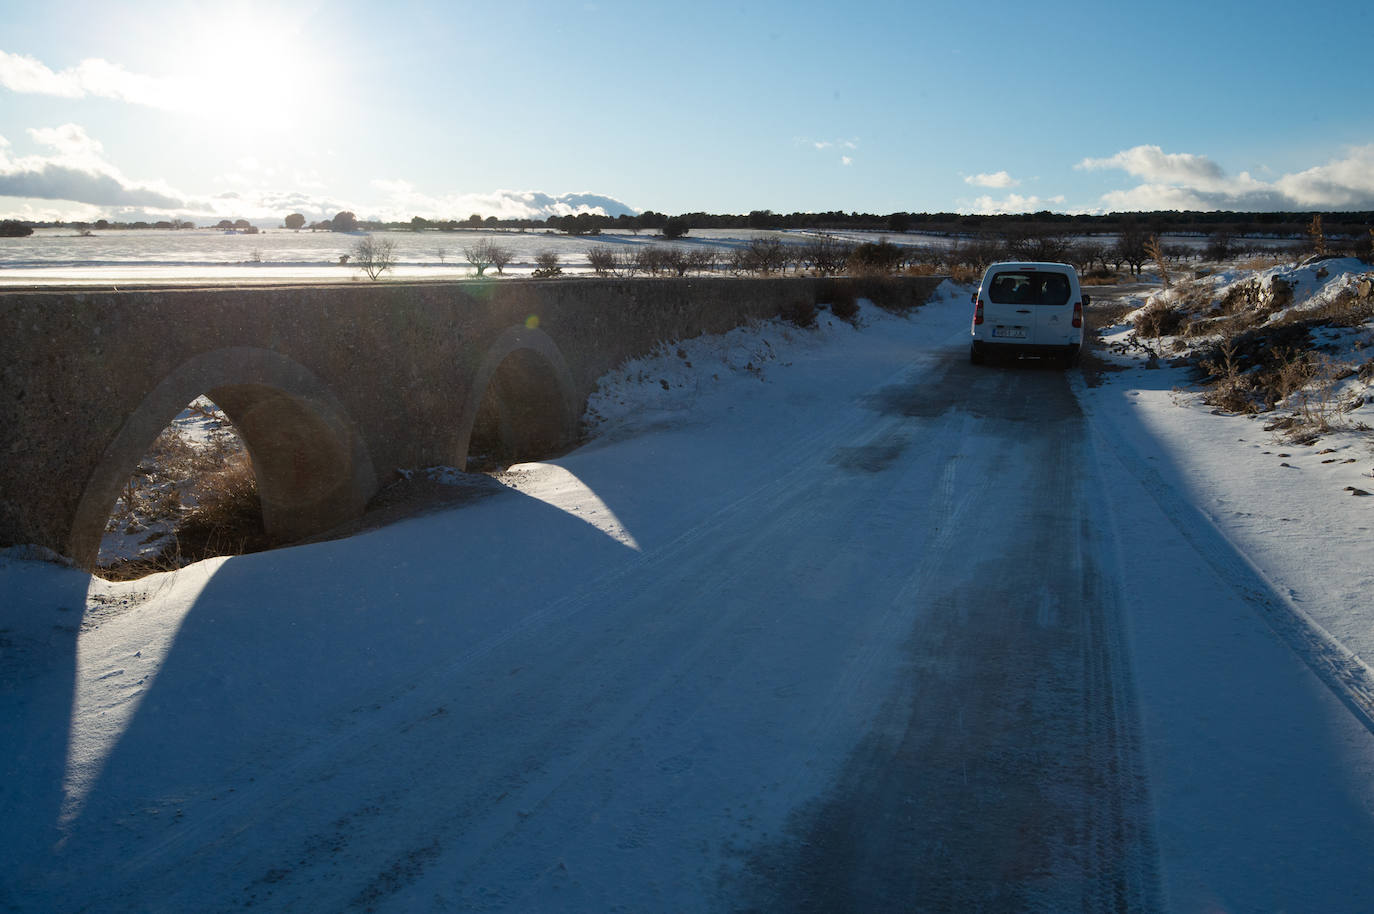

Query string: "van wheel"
[[970, 343, 984, 365]]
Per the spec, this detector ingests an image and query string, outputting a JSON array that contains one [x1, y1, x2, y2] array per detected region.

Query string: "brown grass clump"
[[1133, 301, 1187, 337], [173, 452, 266, 559], [1195, 324, 1320, 414], [826, 284, 861, 322], [780, 298, 818, 328], [99, 406, 267, 580], [949, 264, 981, 284], [1236, 254, 1286, 272]]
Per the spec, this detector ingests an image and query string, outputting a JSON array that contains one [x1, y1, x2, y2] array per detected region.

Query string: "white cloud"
[[1273, 144, 1374, 208], [964, 171, 1018, 188], [1079, 143, 1374, 211], [0, 50, 181, 109], [0, 127, 638, 225], [0, 123, 186, 210], [367, 184, 638, 222], [969, 193, 1067, 215], [1078, 145, 1232, 188], [841, 156, 853, 166], [800, 137, 859, 154]]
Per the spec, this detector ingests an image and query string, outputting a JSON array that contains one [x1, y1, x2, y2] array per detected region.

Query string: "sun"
[[175, 6, 332, 139]]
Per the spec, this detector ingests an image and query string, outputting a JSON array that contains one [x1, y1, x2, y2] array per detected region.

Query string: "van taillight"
[[974, 299, 984, 325], [1072, 301, 1082, 328]]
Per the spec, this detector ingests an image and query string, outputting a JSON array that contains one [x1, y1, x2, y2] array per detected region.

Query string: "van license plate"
[[992, 327, 1026, 339]]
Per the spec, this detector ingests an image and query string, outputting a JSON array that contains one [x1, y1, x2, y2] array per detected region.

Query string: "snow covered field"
[[2, 281, 1373, 911], [0, 227, 1305, 287], [0, 227, 921, 285]]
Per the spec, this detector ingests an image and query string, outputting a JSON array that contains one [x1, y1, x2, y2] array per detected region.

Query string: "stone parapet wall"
[[0, 274, 946, 564]]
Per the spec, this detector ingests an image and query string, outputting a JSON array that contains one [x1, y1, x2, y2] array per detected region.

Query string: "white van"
[[969, 262, 1088, 367]]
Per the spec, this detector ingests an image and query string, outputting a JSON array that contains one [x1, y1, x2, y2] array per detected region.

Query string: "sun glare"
[[176, 9, 329, 138]]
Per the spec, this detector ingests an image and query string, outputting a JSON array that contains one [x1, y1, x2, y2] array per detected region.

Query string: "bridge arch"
[[460, 325, 579, 470], [70, 347, 375, 569]]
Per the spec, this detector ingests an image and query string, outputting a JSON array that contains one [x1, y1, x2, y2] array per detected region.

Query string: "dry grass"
[[1112, 260, 1374, 446], [1236, 254, 1286, 271], [1133, 301, 1187, 338], [99, 407, 267, 580], [1080, 269, 1128, 286], [949, 264, 980, 284]]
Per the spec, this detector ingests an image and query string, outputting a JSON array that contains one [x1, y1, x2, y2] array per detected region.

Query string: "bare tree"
[[799, 234, 853, 275], [489, 244, 514, 274], [1114, 226, 1149, 276], [463, 240, 496, 275], [433, 245, 448, 264], [733, 237, 790, 274], [1069, 241, 1108, 276], [635, 246, 668, 275], [587, 247, 616, 276], [352, 235, 398, 280], [614, 249, 640, 277], [662, 247, 690, 277], [686, 248, 718, 274]]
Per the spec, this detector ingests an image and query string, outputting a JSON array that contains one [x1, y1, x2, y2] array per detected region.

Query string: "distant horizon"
[[2, 0, 1372, 225]]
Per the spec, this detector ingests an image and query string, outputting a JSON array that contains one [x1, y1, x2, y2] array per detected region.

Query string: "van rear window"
[[987, 271, 1071, 306]]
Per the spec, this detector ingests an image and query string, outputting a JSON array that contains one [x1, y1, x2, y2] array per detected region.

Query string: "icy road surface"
[[3, 288, 1373, 911]]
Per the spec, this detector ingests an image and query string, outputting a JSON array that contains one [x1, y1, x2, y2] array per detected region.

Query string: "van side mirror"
[[1081, 294, 1091, 307]]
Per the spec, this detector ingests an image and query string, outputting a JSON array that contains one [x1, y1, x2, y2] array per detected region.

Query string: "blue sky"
[[2, 0, 1373, 224]]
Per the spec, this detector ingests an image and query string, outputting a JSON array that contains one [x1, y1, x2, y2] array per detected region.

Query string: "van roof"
[[985, 261, 1077, 273]]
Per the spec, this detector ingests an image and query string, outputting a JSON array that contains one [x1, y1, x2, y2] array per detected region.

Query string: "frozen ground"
[[2, 281, 1373, 911]]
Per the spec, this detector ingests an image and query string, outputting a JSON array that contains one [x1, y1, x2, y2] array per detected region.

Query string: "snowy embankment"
[[1092, 256, 1374, 679], [2, 275, 1373, 910]]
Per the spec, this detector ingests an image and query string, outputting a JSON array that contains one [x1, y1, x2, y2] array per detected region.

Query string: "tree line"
[[356, 208, 1374, 241], [10, 208, 1372, 240]]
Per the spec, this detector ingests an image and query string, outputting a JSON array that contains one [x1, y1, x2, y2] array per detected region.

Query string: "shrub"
[[686, 248, 718, 274], [848, 239, 905, 274], [848, 275, 916, 312], [661, 247, 690, 277], [634, 246, 668, 275], [533, 251, 562, 277], [1204, 232, 1232, 261], [732, 237, 790, 274], [829, 286, 860, 323], [1195, 323, 1316, 411], [662, 216, 689, 239], [1199, 341, 1254, 413], [1133, 301, 1186, 337], [587, 247, 616, 276], [780, 298, 817, 328], [614, 249, 640, 277], [172, 452, 265, 561], [799, 235, 854, 275], [0, 219, 33, 237]]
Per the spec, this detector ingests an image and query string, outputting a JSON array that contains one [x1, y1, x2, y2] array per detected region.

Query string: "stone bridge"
[[0, 275, 944, 568]]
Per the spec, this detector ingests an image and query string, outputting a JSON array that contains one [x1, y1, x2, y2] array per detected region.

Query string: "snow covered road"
[[4, 286, 1374, 911]]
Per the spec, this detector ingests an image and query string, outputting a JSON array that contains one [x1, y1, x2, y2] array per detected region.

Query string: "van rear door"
[[982, 267, 1073, 345]]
